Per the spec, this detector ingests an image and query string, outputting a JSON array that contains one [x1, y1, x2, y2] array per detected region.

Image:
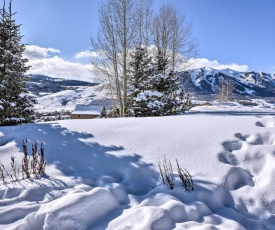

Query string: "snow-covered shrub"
[[3, 117, 27, 126], [131, 90, 165, 116]]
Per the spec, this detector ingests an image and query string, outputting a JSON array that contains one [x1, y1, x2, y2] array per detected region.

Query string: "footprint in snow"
[[255, 118, 275, 128], [255, 121, 265, 127], [219, 127, 275, 190], [223, 140, 243, 152], [218, 139, 243, 166], [223, 167, 254, 191], [218, 151, 238, 166], [246, 133, 275, 146]]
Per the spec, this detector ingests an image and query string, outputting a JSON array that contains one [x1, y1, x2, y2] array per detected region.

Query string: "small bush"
[[158, 156, 194, 191]]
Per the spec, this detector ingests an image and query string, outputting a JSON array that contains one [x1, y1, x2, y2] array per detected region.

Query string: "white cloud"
[[140, 45, 250, 72], [24, 45, 61, 60], [24, 45, 92, 82], [74, 50, 100, 59], [24, 45, 250, 82], [183, 58, 249, 72], [47, 48, 61, 53], [74, 51, 90, 59], [27, 56, 92, 82]]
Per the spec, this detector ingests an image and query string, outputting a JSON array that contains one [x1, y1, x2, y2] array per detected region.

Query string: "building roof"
[[71, 104, 102, 115]]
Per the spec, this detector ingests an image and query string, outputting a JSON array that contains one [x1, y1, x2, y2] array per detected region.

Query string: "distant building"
[[71, 104, 102, 119]]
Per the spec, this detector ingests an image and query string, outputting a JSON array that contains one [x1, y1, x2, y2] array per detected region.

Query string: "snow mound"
[[14, 187, 119, 230]]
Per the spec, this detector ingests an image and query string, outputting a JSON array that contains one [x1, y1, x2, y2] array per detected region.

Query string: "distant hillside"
[[27, 74, 97, 96], [27, 75, 112, 112], [182, 67, 275, 98]]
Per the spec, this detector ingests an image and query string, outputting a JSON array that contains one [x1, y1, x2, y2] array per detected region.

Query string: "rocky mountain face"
[[182, 67, 275, 98]]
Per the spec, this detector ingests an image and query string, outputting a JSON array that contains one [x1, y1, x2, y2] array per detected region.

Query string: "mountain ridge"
[[182, 67, 275, 98]]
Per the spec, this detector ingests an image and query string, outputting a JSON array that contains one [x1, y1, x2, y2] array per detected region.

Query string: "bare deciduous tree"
[[90, 0, 138, 116], [216, 77, 235, 103], [152, 4, 197, 73], [170, 11, 197, 71], [136, 0, 153, 48], [90, 2, 122, 114]]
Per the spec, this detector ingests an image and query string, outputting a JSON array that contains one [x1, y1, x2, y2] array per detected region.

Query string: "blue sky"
[[11, 0, 275, 80]]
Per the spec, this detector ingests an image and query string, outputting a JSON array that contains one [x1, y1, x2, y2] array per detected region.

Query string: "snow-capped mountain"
[[183, 67, 275, 97]]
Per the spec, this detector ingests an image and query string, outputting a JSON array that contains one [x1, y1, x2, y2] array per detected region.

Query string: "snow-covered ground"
[[0, 104, 274, 229], [34, 84, 112, 112]]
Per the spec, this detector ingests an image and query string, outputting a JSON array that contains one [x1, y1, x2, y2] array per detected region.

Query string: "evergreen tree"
[[127, 47, 190, 117], [149, 52, 185, 115], [127, 46, 155, 116], [128, 46, 153, 92], [0, 1, 34, 125], [154, 50, 168, 75], [149, 71, 183, 116]]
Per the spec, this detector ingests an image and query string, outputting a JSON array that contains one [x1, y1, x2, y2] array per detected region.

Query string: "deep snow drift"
[[0, 104, 274, 229]]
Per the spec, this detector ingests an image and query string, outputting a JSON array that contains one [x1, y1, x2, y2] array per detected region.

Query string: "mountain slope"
[[183, 67, 275, 98], [34, 85, 113, 112], [27, 74, 97, 97], [27, 75, 112, 112]]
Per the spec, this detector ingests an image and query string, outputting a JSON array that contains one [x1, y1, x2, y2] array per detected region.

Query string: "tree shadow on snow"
[[0, 123, 158, 195]]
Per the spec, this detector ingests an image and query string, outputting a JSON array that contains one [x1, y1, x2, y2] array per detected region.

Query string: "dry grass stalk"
[[158, 155, 174, 190], [0, 140, 46, 186], [176, 159, 194, 192]]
